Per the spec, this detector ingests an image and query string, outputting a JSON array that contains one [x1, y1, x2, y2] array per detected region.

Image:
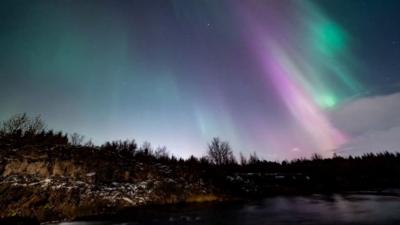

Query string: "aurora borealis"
[[1, 0, 400, 159]]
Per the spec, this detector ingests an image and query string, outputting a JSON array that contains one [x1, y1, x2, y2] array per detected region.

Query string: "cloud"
[[329, 92, 400, 155]]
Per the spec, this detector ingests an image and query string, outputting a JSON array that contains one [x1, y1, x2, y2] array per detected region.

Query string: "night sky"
[[1, 0, 400, 160]]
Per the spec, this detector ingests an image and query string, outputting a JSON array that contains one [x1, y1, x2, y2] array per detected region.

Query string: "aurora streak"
[[219, 0, 361, 158], [4, 0, 399, 160]]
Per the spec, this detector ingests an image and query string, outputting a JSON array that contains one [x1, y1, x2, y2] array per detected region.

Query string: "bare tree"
[[207, 137, 236, 165], [155, 146, 169, 159], [239, 152, 247, 166], [311, 153, 323, 160], [100, 139, 137, 156], [26, 115, 46, 135], [140, 141, 153, 155], [0, 113, 45, 136], [248, 151, 260, 164], [84, 139, 95, 148], [69, 133, 85, 146]]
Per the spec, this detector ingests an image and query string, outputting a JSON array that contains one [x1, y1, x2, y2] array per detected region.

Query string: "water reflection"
[[56, 194, 400, 225]]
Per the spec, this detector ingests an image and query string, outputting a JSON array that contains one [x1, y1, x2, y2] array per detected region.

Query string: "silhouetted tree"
[[139, 141, 153, 156], [207, 137, 236, 165], [69, 133, 85, 146], [311, 153, 323, 160], [84, 139, 95, 148], [0, 113, 45, 136], [155, 146, 169, 159], [187, 155, 199, 164], [240, 152, 247, 166], [101, 139, 137, 156], [0, 113, 51, 147], [248, 152, 260, 165]]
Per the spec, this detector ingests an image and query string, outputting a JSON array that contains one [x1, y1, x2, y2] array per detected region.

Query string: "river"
[[55, 194, 400, 225]]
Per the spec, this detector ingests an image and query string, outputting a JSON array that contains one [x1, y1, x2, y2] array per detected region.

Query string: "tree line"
[[1, 113, 400, 184], [0, 114, 236, 164]]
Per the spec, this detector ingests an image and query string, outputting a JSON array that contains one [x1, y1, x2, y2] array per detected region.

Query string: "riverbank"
[[3, 184, 400, 225], [0, 147, 225, 223], [2, 144, 400, 224], [47, 193, 400, 225]]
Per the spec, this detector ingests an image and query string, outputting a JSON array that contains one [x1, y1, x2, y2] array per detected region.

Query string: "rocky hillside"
[[2, 114, 400, 224], [0, 146, 220, 223]]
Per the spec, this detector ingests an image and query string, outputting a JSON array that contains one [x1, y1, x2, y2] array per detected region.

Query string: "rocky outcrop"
[[0, 147, 219, 222], [3, 159, 89, 180]]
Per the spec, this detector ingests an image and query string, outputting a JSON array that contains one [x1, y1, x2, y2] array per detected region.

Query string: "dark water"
[[56, 194, 400, 225]]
